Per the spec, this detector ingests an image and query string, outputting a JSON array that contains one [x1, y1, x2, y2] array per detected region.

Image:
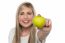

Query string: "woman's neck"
[[20, 27, 31, 37]]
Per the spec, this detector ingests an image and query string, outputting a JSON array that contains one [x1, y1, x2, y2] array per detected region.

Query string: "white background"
[[0, 0, 65, 43]]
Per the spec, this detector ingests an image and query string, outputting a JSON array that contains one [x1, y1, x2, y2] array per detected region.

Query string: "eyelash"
[[27, 13, 32, 15], [19, 13, 32, 15], [20, 13, 24, 15]]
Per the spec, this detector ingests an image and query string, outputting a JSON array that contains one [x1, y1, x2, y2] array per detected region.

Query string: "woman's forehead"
[[19, 6, 33, 12]]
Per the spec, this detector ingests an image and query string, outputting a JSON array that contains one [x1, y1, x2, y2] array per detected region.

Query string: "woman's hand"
[[37, 19, 52, 41]]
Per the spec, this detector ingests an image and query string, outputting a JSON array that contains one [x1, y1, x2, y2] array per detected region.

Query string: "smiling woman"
[[18, 5, 34, 28], [8, 2, 52, 43]]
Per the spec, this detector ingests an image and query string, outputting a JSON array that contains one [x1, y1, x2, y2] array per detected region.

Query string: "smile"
[[23, 20, 29, 23]]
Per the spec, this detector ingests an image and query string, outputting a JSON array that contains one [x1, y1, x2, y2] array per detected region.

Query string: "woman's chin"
[[21, 24, 32, 28], [23, 25, 30, 28], [19, 22, 33, 28]]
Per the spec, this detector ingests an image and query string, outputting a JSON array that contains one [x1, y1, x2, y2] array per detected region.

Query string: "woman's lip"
[[23, 20, 29, 23]]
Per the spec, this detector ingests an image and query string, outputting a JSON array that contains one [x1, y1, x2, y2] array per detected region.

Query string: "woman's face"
[[18, 6, 34, 28]]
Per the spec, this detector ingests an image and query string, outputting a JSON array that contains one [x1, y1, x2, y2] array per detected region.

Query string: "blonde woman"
[[8, 2, 52, 43]]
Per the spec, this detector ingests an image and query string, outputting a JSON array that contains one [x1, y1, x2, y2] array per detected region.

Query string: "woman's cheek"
[[18, 16, 23, 22], [29, 16, 33, 21]]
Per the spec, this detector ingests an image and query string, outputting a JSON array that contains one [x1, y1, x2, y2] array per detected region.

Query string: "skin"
[[37, 19, 52, 41], [18, 6, 34, 36], [18, 5, 52, 40]]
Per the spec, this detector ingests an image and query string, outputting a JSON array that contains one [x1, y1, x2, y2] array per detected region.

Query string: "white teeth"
[[23, 21, 28, 23]]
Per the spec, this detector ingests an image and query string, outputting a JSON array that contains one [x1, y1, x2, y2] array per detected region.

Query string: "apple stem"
[[38, 14, 41, 16]]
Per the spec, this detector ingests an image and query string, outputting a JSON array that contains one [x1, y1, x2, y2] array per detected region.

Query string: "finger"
[[43, 19, 52, 31], [44, 19, 49, 27], [44, 19, 52, 27], [48, 19, 52, 28]]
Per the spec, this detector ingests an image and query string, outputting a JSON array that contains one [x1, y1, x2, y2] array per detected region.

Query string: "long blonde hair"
[[12, 2, 36, 43]]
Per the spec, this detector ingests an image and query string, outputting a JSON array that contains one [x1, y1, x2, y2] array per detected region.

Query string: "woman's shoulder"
[[8, 28, 15, 43]]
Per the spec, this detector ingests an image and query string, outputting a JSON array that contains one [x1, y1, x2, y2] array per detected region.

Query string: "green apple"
[[32, 14, 46, 29]]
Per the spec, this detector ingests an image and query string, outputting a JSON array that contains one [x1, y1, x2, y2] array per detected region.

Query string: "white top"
[[20, 34, 30, 43], [8, 28, 45, 43]]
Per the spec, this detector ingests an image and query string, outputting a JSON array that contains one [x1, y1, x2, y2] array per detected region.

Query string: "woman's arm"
[[8, 28, 15, 43], [37, 19, 52, 41]]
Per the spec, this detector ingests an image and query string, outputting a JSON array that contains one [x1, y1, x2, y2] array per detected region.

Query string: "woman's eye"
[[20, 13, 23, 15], [20, 12, 24, 15], [27, 12, 32, 15]]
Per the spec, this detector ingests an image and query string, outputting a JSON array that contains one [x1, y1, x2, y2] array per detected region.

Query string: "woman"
[[9, 2, 52, 43]]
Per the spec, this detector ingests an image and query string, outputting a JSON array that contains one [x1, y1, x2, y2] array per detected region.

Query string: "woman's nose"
[[24, 14, 28, 19]]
